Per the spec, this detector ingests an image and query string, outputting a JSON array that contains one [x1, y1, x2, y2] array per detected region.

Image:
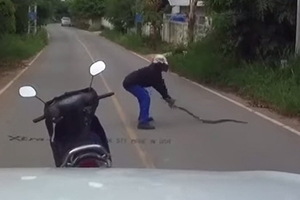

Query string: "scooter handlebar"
[[97, 92, 114, 100], [33, 115, 45, 123], [32, 92, 114, 123]]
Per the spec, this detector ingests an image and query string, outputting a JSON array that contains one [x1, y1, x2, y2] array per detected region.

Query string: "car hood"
[[1, 168, 300, 200]]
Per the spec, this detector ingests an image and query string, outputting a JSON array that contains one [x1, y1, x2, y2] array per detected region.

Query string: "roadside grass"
[[100, 29, 173, 55], [0, 27, 48, 69], [167, 37, 300, 117], [98, 28, 300, 117]]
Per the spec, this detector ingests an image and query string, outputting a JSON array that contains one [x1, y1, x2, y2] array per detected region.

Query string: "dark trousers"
[[125, 85, 150, 123]]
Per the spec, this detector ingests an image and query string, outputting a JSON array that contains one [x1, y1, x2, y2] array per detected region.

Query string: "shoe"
[[137, 122, 155, 130], [137, 117, 154, 122], [148, 117, 154, 122]]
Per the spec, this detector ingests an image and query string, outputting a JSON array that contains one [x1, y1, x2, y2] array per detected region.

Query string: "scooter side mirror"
[[19, 86, 37, 98], [89, 61, 106, 76]]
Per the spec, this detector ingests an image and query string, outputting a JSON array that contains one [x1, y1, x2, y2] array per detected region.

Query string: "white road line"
[[130, 51, 300, 136], [29, 49, 44, 66], [76, 36, 156, 168], [0, 49, 44, 96]]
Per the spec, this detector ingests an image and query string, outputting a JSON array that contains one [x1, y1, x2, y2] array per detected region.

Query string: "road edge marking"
[[76, 36, 156, 168], [0, 49, 44, 96], [129, 51, 300, 137]]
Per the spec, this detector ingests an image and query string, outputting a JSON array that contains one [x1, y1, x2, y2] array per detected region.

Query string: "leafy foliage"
[[103, 0, 169, 34], [11, 0, 35, 34], [101, 29, 173, 54], [53, 0, 70, 21], [70, 0, 105, 19], [13, 4, 28, 34], [0, 0, 16, 35], [37, 0, 53, 26], [10, 0, 61, 34], [104, 0, 135, 32], [139, 0, 170, 48], [205, 0, 296, 62], [142, 0, 170, 24], [0, 27, 48, 63]]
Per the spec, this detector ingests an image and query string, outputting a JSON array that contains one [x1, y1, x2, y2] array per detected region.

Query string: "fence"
[[101, 18, 114, 30], [162, 20, 188, 44], [141, 15, 211, 45], [160, 14, 211, 45]]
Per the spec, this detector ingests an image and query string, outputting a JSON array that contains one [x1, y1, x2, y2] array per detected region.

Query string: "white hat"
[[152, 54, 168, 65]]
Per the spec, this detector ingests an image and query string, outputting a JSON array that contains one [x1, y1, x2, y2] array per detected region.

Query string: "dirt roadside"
[[0, 56, 38, 93]]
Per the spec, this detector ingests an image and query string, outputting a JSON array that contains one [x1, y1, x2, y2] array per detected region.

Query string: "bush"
[[101, 29, 173, 54], [104, 0, 135, 33], [0, 0, 16, 35], [0, 28, 48, 65], [167, 37, 300, 116], [205, 0, 296, 62]]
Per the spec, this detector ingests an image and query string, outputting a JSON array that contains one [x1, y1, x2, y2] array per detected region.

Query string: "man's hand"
[[165, 97, 176, 108]]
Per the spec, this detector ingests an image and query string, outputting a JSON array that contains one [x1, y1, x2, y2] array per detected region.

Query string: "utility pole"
[[34, 4, 37, 34], [28, 3, 37, 35], [188, 0, 197, 45], [27, 6, 31, 34], [135, 0, 142, 35]]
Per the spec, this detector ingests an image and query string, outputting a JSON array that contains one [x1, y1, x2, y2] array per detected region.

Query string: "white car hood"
[[1, 168, 300, 200]]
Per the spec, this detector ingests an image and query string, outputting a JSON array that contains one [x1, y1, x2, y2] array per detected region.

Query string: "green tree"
[[70, 0, 105, 20], [11, 0, 35, 34], [205, 0, 296, 62], [54, 0, 70, 21], [11, 0, 59, 34], [37, 3, 51, 26], [104, 0, 135, 33], [0, 0, 16, 35], [141, 0, 170, 49]]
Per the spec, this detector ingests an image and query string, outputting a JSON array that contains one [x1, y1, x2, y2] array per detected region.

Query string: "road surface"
[[0, 24, 300, 173]]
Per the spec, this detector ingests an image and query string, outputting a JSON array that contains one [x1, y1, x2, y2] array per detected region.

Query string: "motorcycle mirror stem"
[[19, 86, 45, 104], [88, 60, 106, 88], [89, 76, 94, 88]]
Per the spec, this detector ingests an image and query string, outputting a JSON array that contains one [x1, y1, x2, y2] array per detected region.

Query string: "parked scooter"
[[19, 60, 114, 168]]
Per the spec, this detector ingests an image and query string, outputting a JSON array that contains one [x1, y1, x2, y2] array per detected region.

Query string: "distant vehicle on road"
[[61, 17, 72, 26]]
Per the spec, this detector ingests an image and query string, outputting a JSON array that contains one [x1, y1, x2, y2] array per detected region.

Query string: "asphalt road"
[[0, 24, 300, 173]]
